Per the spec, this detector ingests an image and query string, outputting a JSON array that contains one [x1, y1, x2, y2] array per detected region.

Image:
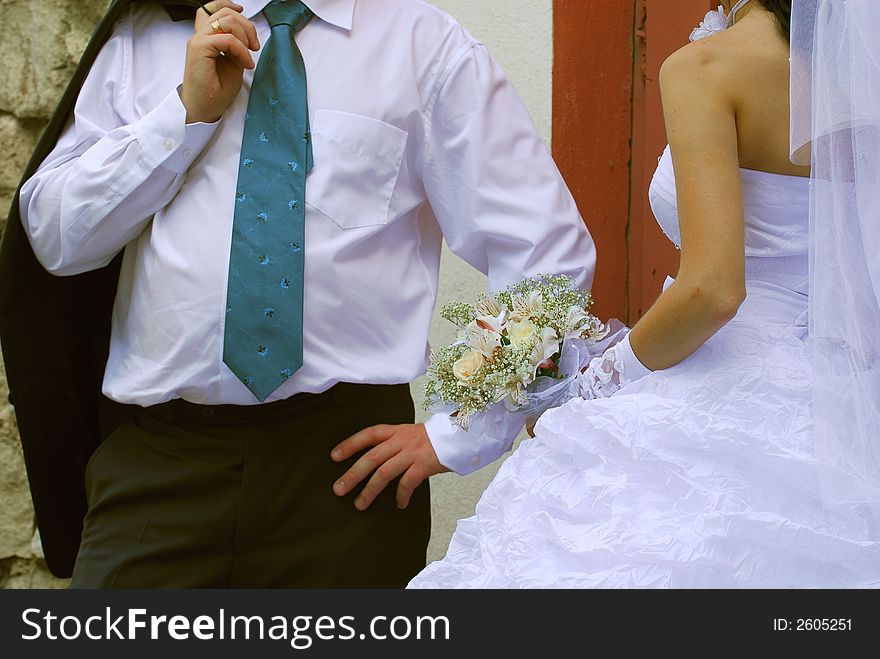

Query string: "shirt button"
[[471, 455, 480, 466], [163, 138, 175, 151], [183, 148, 193, 158], [201, 407, 214, 418]]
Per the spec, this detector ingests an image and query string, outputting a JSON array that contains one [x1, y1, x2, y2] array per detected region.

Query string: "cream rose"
[[452, 349, 486, 385], [508, 319, 539, 348]]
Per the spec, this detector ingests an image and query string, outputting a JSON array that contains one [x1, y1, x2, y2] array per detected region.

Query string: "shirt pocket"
[[306, 109, 408, 229]]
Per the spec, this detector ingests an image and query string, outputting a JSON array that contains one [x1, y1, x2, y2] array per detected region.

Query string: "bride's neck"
[[721, 0, 758, 21]]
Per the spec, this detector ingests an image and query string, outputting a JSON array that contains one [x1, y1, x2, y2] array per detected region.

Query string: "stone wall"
[[0, 0, 108, 588], [1, 0, 110, 589]]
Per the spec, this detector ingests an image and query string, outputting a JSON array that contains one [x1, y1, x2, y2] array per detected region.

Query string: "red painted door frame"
[[552, 0, 634, 323], [552, 0, 713, 323]]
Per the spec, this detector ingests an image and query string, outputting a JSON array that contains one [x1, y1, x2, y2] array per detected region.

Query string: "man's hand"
[[525, 416, 538, 438], [181, 1, 260, 124], [331, 424, 449, 511]]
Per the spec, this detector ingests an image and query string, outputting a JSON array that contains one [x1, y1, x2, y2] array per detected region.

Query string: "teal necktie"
[[223, 0, 314, 402]]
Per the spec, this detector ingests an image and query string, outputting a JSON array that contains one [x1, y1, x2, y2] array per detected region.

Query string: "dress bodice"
[[648, 145, 811, 296]]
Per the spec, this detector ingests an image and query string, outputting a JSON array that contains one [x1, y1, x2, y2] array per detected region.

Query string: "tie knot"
[[263, 0, 313, 30]]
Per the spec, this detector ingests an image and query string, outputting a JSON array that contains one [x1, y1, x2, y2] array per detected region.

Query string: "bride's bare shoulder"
[[658, 35, 734, 108], [660, 18, 788, 97], [662, 32, 729, 72]]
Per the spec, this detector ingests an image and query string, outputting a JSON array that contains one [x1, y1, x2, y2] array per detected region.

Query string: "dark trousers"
[[70, 383, 431, 588]]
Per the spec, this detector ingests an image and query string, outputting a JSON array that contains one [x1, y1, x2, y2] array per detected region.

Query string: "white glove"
[[578, 331, 653, 400]]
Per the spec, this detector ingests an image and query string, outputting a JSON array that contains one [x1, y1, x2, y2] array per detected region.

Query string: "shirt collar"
[[239, 0, 356, 31]]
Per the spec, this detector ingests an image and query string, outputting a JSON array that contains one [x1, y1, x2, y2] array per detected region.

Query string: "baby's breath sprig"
[[440, 302, 476, 328]]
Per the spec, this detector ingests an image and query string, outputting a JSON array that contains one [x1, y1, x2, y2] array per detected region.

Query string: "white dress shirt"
[[19, 0, 596, 475]]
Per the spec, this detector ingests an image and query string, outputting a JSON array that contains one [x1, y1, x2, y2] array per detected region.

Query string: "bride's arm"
[[627, 43, 746, 372]]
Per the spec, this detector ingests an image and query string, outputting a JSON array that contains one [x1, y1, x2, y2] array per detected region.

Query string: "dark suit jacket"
[[0, 0, 203, 578]]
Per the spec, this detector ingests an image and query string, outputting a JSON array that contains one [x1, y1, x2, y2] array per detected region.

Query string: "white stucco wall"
[[412, 0, 554, 564]]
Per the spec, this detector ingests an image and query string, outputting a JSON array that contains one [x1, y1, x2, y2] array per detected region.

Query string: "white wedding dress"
[[409, 146, 880, 588]]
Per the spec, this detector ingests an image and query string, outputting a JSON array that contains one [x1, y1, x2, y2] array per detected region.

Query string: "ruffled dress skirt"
[[409, 283, 880, 588]]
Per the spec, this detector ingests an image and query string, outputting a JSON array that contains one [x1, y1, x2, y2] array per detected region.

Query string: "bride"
[[410, 0, 880, 588]]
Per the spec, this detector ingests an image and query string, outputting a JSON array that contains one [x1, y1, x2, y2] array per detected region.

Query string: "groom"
[[2, 0, 595, 587]]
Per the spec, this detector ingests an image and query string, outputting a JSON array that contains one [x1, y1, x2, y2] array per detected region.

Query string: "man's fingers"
[[199, 0, 243, 19], [200, 34, 255, 69], [236, 12, 260, 50], [333, 435, 402, 496], [395, 466, 426, 510], [331, 424, 395, 462], [206, 19, 251, 53], [353, 454, 410, 511], [198, 9, 259, 50], [195, 1, 243, 31]]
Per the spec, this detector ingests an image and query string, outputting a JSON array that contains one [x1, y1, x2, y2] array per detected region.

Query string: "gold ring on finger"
[[211, 19, 225, 35]]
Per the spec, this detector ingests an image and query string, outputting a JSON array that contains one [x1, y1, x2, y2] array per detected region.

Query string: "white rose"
[[508, 319, 539, 348], [452, 349, 485, 385]]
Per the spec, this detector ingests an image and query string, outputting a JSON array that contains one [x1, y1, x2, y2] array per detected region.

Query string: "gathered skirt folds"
[[409, 285, 880, 588]]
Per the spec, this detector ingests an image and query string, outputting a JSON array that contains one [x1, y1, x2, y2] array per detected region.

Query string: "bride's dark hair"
[[756, 0, 792, 40]]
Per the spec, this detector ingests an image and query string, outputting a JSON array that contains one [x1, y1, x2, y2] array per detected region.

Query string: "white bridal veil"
[[790, 0, 880, 519]]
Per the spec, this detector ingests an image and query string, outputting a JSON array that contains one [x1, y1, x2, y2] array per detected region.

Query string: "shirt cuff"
[[424, 412, 523, 476], [132, 86, 219, 174]]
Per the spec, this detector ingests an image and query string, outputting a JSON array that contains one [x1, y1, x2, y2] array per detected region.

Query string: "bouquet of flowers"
[[424, 274, 625, 431]]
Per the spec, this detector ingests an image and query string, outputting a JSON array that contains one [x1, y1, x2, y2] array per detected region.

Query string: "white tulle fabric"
[[790, 0, 880, 513], [409, 148, 880, 589]]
